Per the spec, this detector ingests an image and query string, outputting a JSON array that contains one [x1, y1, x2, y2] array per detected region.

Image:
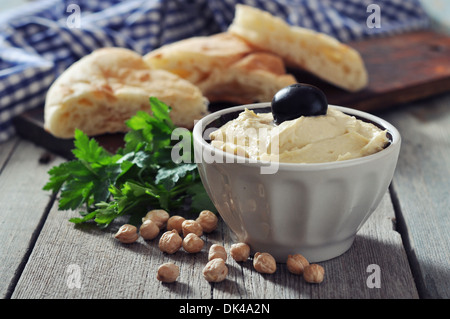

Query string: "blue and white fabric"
[[0, 0, 430, 143]]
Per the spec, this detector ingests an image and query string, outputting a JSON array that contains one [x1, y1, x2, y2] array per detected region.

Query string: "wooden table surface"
[[1, 92, 449, 302]]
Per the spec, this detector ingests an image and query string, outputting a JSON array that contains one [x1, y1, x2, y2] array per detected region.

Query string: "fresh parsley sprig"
[[43, 97, 214, 228]]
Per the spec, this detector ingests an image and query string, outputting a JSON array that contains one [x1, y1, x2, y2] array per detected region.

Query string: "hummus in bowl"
[[209, 107, 389, 164], [193, 102, 401, 262]]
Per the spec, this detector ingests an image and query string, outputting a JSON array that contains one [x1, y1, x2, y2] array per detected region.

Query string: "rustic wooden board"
[[5, 95, 449, 300], [0, 136, 18, 168], [4, 30, 450, 300], [300, 30, 450, 111], [2, 116, 432, 300], [0, 138, 64, 298], [10, 187, 418, 299], [382, 92, 450, 299], [12, 30, 450, 158], [7, 94, 450, 300], [3, 81, 450, 300]]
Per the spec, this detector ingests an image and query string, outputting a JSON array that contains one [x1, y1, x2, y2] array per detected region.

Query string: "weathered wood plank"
[[382, 93, 450, 299], [0, 136, 18, 169], [0, 139, 63, 298]]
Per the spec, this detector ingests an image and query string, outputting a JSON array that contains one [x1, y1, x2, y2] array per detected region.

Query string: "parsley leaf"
[[43, 97, 215, 227]]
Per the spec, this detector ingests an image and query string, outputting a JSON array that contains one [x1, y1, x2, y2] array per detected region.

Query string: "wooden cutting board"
[[13, 30, 450, 159], [297, 29, 450, 110]]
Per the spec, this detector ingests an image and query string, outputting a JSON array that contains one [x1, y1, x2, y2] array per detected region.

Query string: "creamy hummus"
[[209, 108, 389, 163]]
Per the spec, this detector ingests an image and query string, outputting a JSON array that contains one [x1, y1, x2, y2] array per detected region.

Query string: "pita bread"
[[199, 51, 298, 104], [228, 5, 368, 92], [44, 47, 208, 138], [144, 32, 297, 104]]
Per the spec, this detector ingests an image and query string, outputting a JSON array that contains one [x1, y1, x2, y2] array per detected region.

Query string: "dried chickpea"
[[142, 209, 169, 229], [182, 233, 204, 253], [253, 252, 276, 274], [158, 229, 182, 254], [167, 215, 185, 234], [208, 244, 227, 261], [286, 254, 309, 275], [303, 264, 325, 284], [196, 210, 218, 233], [114, 224, 139, 244], [139, 219, 160, 240], [202, 258, 228, 283], [157, 262, 180, 283], [230, 243, 250, 262], [181, 219, 203, 237]]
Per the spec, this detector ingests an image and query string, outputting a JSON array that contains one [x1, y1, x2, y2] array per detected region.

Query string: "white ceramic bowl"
[[193, 103, 401, 262]]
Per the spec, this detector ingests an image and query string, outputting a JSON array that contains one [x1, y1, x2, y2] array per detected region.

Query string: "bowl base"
[[241, 236, 356, 263]]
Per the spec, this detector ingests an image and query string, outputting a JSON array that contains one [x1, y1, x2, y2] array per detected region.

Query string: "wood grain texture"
[[381, 92, 450, 299], [10, 92, 450, 300], [0, 139, 63, 298], [4, 29, 450, 301], [0, 136, 18, 169]]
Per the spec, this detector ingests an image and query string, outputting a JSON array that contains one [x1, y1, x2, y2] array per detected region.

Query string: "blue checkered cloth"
[[0, 0, 429, 143]]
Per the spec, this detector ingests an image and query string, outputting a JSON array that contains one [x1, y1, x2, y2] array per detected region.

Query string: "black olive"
[[271, 83, 328, 124]]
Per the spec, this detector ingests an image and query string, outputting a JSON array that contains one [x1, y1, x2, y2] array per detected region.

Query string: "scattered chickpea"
[[157, 262, 180, 283], [286, 254, 310, 275], [196, 210, 218, 233], [139, 219, 160, 240], [208, 244, 227, 261], [167, 215, 185, 234], [253, 252, 276, 274], [114, 224, 139, 244], [303, 264, 325, 283], [230, 243, 250, 262], [182, 233, 204, 253], [115, 208, 325, 287], [202, 258, 228, 283], [142, 209, 169, 229], [181, 219, 203, 237], [158, 229, 182, 254]]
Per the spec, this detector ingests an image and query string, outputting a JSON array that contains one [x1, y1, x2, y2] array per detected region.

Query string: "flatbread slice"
[[144, 32, 297, 104], [199, 51, 298, 104], [228, 4, 368, 92], [44, 47, 208, 138]]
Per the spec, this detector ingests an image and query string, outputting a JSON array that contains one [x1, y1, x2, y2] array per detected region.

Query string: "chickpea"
[[208, 244, 227, 262], [230, 243, 250, 262], [196, 210, 218, 233], [202, 258, 228, 283], [139, 219, 160, 240], [303, 264, 325, 284], [114, 224, 139, 244], [286, 254, 310, 275], [253, 252, 276, 274], [182, 233, 204, 253], [181, 219, 203, 237], [157, 262, 180, 283], [167, 215, 185, 234], [158, 229, 182, 254], [142, 209, 169, 229]]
